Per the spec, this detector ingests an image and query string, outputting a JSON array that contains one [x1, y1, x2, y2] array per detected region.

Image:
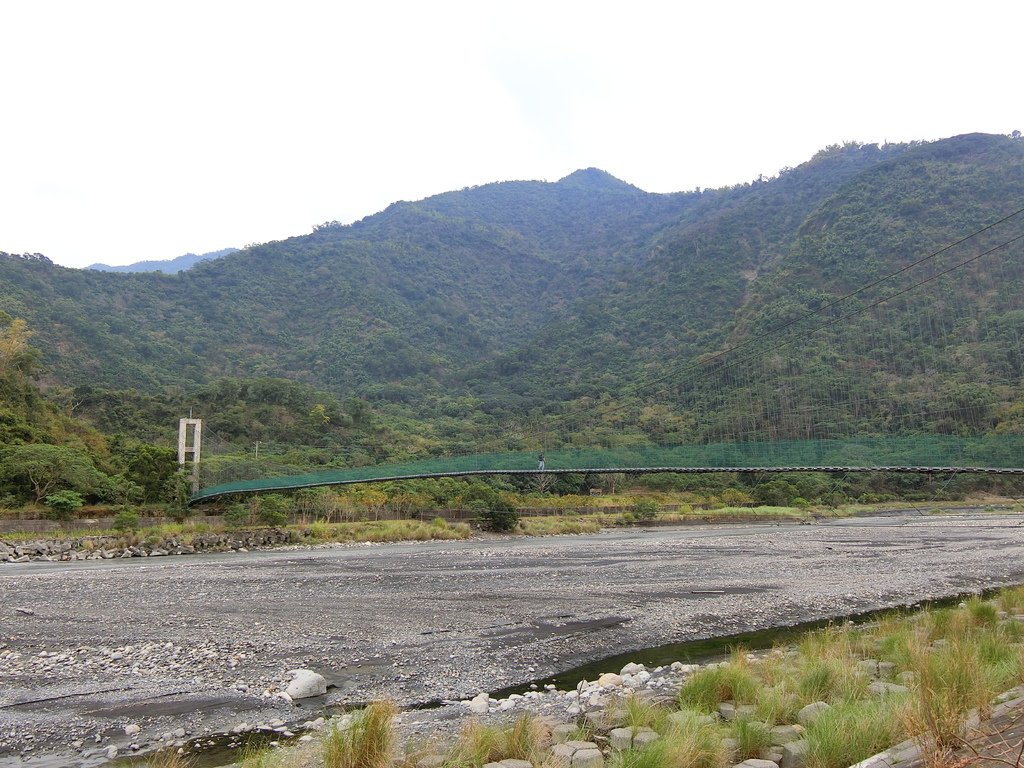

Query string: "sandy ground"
[[2, 513, 1024, 766]]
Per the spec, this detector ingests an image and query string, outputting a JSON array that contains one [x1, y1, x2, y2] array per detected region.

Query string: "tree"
[[0, 444, 102, 502], [125, 444, 178, 502], [0, 313, 40, 378], [631, 498, 659, 521]]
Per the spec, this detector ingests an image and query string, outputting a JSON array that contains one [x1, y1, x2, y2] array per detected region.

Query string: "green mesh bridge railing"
[[189, 435, 1024, 504]]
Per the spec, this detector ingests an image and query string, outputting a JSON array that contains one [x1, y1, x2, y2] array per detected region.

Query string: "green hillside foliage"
[[1, 133, 1023, 485]]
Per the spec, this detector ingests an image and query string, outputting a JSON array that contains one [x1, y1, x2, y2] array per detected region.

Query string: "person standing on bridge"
[[538, 453, 545, 471]]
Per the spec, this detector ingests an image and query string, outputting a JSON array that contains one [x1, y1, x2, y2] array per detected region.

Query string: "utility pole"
[[254, 440, 261, 459]]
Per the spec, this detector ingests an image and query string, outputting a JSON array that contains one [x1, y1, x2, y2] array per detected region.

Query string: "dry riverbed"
[[2, 514, 1024, 766]]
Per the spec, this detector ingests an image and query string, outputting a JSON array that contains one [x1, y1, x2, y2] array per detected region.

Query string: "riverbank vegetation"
[[0, 495, 1019, 548], [210, 587, 1024, 768]]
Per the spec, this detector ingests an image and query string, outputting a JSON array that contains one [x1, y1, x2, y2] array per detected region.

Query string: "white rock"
[[284, 669, 327, 699], [468, 692, 490, 715]]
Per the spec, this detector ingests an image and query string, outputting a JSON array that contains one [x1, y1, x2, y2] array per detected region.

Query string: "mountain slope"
[[86, 247, 238, 274], [469, 134, 1024, 443], [0, 171, 697, 393], [1, 133, 1021, 453]]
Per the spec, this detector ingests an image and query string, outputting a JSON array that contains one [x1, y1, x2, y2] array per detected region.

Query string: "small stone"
[[417, 756, 446, 768], [856, 659, 879, 677], [735, 760, 780, 768], [597, 673, 623, 688], [867, 681, 909, 696], [124, 724, 141, 736], [620, 662, 645, 676]]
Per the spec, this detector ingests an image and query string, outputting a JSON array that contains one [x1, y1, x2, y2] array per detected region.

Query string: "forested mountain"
[[1, 133, 1022, 458], [86, 247, 238, 274], [0, 170, 698, 393], [468, 133, 1024, 445]]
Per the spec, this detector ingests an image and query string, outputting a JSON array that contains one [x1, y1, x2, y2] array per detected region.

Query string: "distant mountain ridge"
[[87, 247, 238, 274]]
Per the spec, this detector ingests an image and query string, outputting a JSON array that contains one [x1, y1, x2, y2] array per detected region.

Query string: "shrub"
[[42, 490, 84, 522], [309, 520, 332, 540], [253, 494, 291, 526], [223, 504, 251, 528], [631, 499, 659, 521], [112, 508, 141, 531], [752, 480, 799, 507]]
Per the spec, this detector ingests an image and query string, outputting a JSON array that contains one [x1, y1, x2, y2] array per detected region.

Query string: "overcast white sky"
[[1, 1, 1021, 268]]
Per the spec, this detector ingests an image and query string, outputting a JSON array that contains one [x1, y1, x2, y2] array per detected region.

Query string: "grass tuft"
[[677, 664, 759, 713], [660, 711, 727, 768], [730, 717, 772, 760], [805, 699, 909, 768], [448, 714, 546, 767], [323, 701, 397, 768]]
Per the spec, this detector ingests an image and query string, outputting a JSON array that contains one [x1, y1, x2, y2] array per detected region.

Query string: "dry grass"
[[448, 714, 548, 767], [143, 750, 196, 768], [323, 701, 398, 768], [516, 516, 603, 536], [309, 519, 472, 544]]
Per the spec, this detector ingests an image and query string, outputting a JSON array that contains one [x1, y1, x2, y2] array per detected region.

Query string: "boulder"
[[632, 729, 659, 748], [796, 702, 829, 726], [769, 725, 803, 745], [780, 740, 808, 768], [597, 673, 623, 688], [467, 692, 490, 715], [284, 669, 328, 699], [552, 724, 577, 744], [573, 748, 603, 768], [609, 728, 633, 750]]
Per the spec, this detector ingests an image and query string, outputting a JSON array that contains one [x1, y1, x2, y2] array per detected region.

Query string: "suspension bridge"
[[188, 206, 1024, 505]]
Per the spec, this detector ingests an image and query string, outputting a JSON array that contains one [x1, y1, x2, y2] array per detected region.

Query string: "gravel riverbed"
[[1, 514, 1023, 766]]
